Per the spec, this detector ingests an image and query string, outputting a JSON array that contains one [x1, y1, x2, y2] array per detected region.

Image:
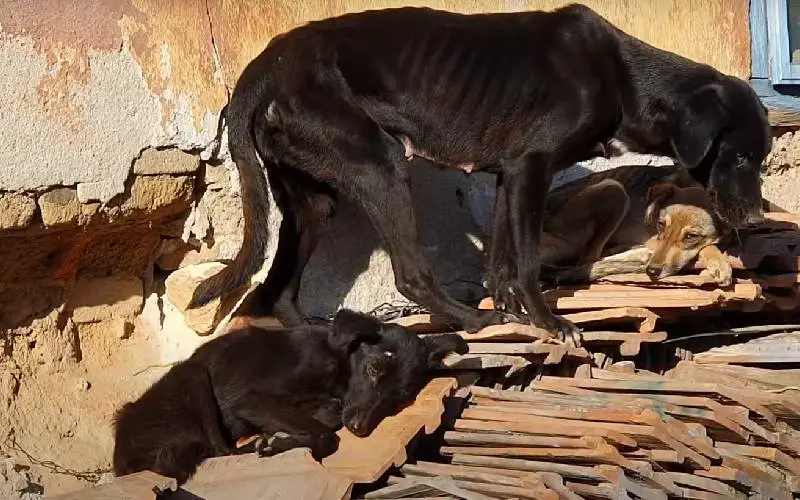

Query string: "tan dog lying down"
[[540, 164, 733, 285]]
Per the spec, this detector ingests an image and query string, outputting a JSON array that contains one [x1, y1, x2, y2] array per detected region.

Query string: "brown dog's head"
[[644, 183, 726, 280]]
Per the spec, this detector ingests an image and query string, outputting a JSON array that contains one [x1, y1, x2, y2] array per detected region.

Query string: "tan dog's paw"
[[700, 257, 733, 286]]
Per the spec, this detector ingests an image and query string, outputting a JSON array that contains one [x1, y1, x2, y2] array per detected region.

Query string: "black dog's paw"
[[313, 398, 344, 429], [542, 315, 582, 347], [310, 431, 340, 462], [254, 431, 293, 457]]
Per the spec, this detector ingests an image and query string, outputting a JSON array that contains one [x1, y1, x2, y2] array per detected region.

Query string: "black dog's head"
[[328, 309, 467, 437], [671, 76, 771, 228]]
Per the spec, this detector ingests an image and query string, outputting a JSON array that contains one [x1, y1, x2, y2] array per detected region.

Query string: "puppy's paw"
[[254, 431, 292, 457], [308, 431, 339, 462], [701, 258, 733, 287]]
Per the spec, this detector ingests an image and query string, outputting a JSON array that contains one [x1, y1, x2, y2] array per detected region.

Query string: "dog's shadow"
[[295, 161, 596, 319]]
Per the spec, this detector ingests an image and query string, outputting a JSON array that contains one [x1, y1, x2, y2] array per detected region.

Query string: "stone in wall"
[[0, 194, 37, 231]]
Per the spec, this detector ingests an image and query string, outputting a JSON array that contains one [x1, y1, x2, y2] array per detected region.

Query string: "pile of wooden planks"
[[368, 364, 800, 499]]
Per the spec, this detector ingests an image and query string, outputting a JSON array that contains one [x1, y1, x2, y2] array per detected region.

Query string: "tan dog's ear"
[[645, 183, 676, 225]]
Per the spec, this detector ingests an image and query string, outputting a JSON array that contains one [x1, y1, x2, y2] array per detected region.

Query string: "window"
[[765, 0, 800, 84], [752, 0, 800, 111]]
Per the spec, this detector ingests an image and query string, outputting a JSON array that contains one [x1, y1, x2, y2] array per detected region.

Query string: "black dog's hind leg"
[[279, 86, 509, 332], [242, 175, 337, 327], [486, 173, 522, 317], [504, 154, 581, 344]]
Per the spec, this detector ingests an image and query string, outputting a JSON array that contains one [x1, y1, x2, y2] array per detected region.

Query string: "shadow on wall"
[[294, 160, 597, 319]]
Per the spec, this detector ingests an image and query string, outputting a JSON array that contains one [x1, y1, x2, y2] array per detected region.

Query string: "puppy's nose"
[[645, 266, 660, 279]]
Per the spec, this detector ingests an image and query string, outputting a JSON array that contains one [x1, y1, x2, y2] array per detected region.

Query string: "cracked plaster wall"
[[0, 0, 792, 497]]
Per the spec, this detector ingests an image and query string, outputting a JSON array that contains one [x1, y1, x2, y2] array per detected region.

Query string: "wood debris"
[[383, 368, 800, 500]]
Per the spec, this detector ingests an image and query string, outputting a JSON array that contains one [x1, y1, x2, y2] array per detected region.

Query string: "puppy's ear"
[[671, 84, 728, 168], [423, 334, 469, 370], [645, 182, 676, 225], [330, 309, 381, 352]]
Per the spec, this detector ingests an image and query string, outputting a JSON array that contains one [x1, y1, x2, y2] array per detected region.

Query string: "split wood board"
[[322, 377, 457, 483], [597, 272, 726, 288], [530, 377, 778, 426], [370, 475, 496, 500], [180, 448, 353, 500], [464, 341, 590, 364], [384, 473, 552, 500], [542, 283, 761, 310], [693, 331, 800, 365], [47, 471, 176, 500], [579, 330, 667, 356], [475, 303, 660, 334], [397, 462, 558, 499]]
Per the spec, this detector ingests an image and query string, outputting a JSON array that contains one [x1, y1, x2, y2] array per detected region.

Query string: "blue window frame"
[[752, 0, 800, 111], [766, 0, 800, 84]]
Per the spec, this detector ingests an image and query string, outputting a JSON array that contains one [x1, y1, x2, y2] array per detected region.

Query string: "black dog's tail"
[[188, 69, 275, 309]]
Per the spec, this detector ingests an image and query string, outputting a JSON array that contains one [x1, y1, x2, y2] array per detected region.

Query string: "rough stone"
[[0, 193, 36, 230], [165, 262, 225, 335], [68, 276, 144, 324], [37, 188, 99, 227], [122, 175, 194, 214], [155, 238, 208, 271], [0, 459, 43, 500], [133, 147, 201, 175], [764, 131, 800, 174]]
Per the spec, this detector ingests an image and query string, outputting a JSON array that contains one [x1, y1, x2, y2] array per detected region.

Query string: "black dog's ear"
[[671, 84, 729, 168], [423, 334, 469, 370], [330, 309, 382, 351], [644, 182, 676, 225]]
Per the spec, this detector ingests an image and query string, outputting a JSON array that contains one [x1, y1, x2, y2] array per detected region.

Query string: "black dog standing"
[[189, 5, 770, 343]]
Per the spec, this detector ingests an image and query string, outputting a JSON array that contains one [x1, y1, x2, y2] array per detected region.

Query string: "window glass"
[[789, 0, 800, 63]]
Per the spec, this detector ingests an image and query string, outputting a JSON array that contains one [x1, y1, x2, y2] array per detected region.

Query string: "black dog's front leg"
[[503, 155, 581, 345], [232, 395, 340, 461]]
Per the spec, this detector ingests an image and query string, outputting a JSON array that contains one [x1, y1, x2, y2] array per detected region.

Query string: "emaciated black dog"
[[190, 5, 770, 343], [112, 309, 467, 484]]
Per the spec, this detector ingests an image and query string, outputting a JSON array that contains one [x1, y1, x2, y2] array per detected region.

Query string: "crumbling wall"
[[0, 0, 778, 497]]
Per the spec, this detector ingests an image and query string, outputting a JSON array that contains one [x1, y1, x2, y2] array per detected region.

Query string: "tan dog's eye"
[[683, 232, 701, 242], [657, 220, 666, 233]]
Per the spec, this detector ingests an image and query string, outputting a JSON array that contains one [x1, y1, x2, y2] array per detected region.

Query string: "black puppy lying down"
[[112, 309, 467, 484]]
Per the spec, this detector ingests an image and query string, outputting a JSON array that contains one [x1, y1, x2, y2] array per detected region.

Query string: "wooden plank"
[[440, 444, 635, 470], [578, 330, 667, 356], [565, 481, 632, 500], [453, 416, 637, 449], [387, 474, 556, 500], [532, 377, 777, 426], [449, 454, 610, 483], [561, 307, 659, 333], [716, 442, 800, 476], [597, 272, 725, 288], [181, 449, 353, 500], [443, 430, 601, 449], [693, 331, 800, 365], [658, 471, 746, 499], [322, 377, 456, 483], [695, 466, 793, 500], [444, 322, 555, 342], [460, 408, 709, 468], [441, 353, 531, 377], [47, 471, 176, 500]]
